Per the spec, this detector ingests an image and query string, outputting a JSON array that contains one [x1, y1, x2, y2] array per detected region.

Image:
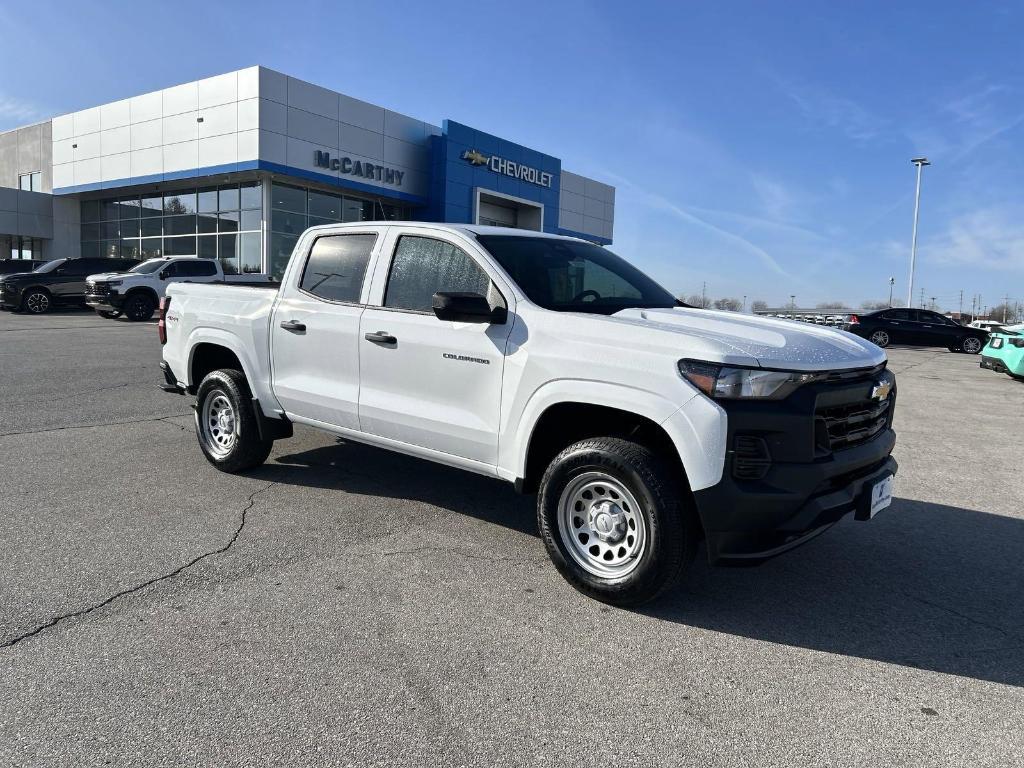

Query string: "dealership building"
[[0, 66, 615, 279]]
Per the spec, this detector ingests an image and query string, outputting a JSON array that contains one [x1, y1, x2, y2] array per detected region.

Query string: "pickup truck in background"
[[159, 223, 898, 605], [86, 256, 224, 321]]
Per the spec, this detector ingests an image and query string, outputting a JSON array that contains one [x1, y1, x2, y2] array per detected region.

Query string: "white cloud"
[[0, 93, 44, 125], [923, 206, 1024, 271], [778, 80, 887, 143]]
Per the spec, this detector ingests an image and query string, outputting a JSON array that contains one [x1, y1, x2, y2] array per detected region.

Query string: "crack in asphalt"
[[887, 352, 948, 375], [4, 382, 131, 407], [372, 546, 548, 565], [900, 591, 1023, 641], [0, 482, 277, 650], [0, 413, 192, 438]]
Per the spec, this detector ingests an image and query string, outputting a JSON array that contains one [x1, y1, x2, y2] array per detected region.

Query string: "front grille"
[[816, 398, 891, 452], [85, 281, 110, 297]]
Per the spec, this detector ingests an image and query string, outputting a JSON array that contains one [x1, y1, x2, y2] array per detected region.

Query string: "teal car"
[[980, 323, 1024, 379]]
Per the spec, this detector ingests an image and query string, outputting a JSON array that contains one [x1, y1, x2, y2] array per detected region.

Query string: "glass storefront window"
[[120, 219, 141, 238], [164, 191, 197, 215], [197, 235, 217, 260], [141, 239, 163, 258], [219, 233, 238, 275], [271, 209, 307, 235], [270, 233, 298, 281], [239, 232, 261, 274], [165, 236, 197, 256], [141, 195, 162, 217], [342, 198, 373, 222], [218, 185, 240, 212], [218, 211, 239, 233], [240, 209, 261, 232], [272, 183, 306, 214], [164, 215, 197, 237], [309, 190, 342, 221], [240, 181, 261, 210], [197, 187, 219, 213]]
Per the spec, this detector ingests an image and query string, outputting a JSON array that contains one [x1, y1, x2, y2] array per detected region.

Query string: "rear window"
[[299, 234, 376, 303]]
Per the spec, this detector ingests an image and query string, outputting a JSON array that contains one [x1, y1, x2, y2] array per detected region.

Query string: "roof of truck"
[[305, 221, 591, 242]]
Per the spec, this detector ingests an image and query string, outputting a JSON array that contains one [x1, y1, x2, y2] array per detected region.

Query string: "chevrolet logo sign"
[[870, 380, 893, 401], [462, 149, 490, 166]]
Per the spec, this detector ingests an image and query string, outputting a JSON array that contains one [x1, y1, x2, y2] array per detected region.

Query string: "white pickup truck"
[[86, 256, 223, 321], [159, 223, 897, 605]]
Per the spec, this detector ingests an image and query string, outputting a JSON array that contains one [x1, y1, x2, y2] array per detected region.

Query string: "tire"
[[868, 329, 890, 348], [22, 289, 51, 314], [960, 336, 984, 355], [537, 437, 697, 606], [123, 292, 156, 321], [96, 310, 121, 319], [195, 369, 273, 473]]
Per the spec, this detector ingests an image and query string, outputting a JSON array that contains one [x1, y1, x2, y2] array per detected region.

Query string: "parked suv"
[[86, 257, 223, 321], [160, 223, 898, 606], [0, 257, 140, 314], [845, 308, 988, 353]]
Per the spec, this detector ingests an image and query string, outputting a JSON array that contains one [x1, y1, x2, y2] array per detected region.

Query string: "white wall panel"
[[163, 140, 198, 174], [287, 77, 339, 120], [383, 136, 429, 171], [198, 102, 237, 139], [73, 157, 101, 186], [259, 67, 288, 104], [101, 125, 131, 156], [237, 98, 259, 132], [52, 162, 74, 189], [101, 152, 130, 183], [163, 112, 199, 145], [383, 111, 425, 143], [198, 72, 237, 109], [131, 119, 162, 150], [237, 129, 259, 163], [73, 132, 101, 161], [52, 139, 74, 165], [286, 137, 333, 177], [237, 66, 260, 101], [163, 82, 198, 116], [73, 108, 101, 136], [100, 99, 131, 129], [340, 123, 383, 160], [288, 107, 338, 148], [259, 98, 288, 135], [338, 94, 385, 133], [131, 147, 163, 178], [198, 134, 237, 168], [259, 130, 287, 164], [130, 91, 163, 123], [51, 114, 74, 141]]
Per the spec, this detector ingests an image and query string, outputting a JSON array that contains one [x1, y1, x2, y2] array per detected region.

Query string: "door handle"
[[280, 320, 306, 332], [364, 330, 397, 345]]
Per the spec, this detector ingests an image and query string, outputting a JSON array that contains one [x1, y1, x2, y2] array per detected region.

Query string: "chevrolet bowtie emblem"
[[462, 149, 490, 166], [870, 380, 892, 401]]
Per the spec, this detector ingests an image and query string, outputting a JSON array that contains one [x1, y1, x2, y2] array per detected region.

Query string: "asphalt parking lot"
[[1, 309, 1022, 767]]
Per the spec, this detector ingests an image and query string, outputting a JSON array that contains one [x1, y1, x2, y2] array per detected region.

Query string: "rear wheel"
[[123, 292, 156, 321], [537, 437, 696, 606], [961, 336, 983, 354], [23, 289, 51, 314], [869, 329, 890, 348], [195, 369, 272, 472]]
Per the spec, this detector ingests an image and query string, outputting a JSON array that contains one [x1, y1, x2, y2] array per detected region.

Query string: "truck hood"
[[612, 307, 885, 371], [86, 271, 132, 282]]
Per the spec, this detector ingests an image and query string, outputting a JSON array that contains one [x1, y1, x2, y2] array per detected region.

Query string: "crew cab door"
[[269, 228, 383, 430], [358, 228, 514, 465]]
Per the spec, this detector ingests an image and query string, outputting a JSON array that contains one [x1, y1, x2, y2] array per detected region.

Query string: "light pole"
[[789, 294, 796, 311], [908, 157, 930, 308], [888, 277, 895, 307]]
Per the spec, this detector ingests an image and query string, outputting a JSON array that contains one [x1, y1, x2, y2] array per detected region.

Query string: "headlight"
[[678, 359, 820, 400]]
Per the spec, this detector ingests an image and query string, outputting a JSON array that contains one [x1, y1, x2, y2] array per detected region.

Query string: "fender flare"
[[504, 379, 697, 482], [184, 327, 261, 390]]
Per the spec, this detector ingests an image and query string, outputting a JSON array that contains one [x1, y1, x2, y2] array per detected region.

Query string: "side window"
[[299, 234, 376, 303], [885, 309, 910, 321], [384, 236, 493, 312], [177, 260, 218, 277], [162, 261, 181, 277]]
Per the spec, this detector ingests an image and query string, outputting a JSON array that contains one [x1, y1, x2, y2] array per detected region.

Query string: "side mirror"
[[159, 271, 169, 280], [432, 292, 506, 324]]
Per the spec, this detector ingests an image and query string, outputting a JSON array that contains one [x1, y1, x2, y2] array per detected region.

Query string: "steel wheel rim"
[[963, 337, 982, 354], [557, 471, 647, 578], [199, 390, 237, 458], [26, 293, 48, 313], [870, 330, 889, 346]]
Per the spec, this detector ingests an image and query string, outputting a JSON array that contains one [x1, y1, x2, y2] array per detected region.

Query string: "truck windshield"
[[129, 259, 167, 274], [33, 259, 66, 274], [476, 235, 677, 314]]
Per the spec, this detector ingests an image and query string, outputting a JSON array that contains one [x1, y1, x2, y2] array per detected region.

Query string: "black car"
[[0, 259, 45, 275], [844, 308, 988, 354], [0, 257, 140, 314]]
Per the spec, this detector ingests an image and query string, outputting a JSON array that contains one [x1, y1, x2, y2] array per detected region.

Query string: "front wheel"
[[869, 329, 890, 348], [960, 336, 984, 355], [537, 437, 696, 606], [195, 369, 272, 472], [23, 289, 51, 314], [123, 293, 156, 321]]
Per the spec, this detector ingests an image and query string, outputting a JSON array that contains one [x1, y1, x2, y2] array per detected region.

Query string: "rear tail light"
[[848, 314, 860, 325], [158, 296, 171, 345]]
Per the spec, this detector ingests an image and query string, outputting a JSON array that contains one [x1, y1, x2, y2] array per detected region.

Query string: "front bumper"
[[84, 290, 124, 311], [0, 285, 23, 308], [692, 366, 898, 564]]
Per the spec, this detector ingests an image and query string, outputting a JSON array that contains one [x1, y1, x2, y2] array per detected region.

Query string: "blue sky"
[[2, 1, 1022, 311]]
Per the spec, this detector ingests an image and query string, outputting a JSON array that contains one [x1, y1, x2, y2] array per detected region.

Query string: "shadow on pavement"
[[264, 438, 1024, 687]]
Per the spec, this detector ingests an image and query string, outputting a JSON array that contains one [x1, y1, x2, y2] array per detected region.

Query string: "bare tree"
[[816, 301, 847, 310], [713, 297, 742, 311], [989, 303, 1022, 324], [860, 300, 890, 311], [685, 293, 712, 309], [751, 300, 768, 313]]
